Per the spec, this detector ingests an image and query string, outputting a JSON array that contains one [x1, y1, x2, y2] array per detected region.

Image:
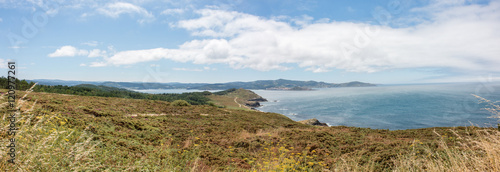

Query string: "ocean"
[[137, 83, 500, 130], [253, 83, 500, 130]]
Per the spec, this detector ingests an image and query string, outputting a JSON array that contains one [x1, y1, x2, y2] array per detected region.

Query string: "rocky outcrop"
[[246, 96, 267, 108], [298, 118, 328, 127], [245, 101, 261, 108], [248, 97, 268, 102]]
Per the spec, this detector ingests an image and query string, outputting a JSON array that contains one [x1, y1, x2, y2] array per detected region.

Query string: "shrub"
[[171, 100, 191, 106]]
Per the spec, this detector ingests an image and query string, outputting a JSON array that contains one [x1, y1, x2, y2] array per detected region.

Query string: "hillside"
[[28, 79, 376, 90], [1, 88, 499, 171], [209, 88, 268, 110], [187, 79, 375, 90], [32, 84, 211, 105]]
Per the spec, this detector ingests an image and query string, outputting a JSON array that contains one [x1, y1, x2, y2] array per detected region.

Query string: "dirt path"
[[234, 97, 242, 107]]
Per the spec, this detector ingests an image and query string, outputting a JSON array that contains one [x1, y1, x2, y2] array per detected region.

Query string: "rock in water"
[[298, 118, 328, 127]]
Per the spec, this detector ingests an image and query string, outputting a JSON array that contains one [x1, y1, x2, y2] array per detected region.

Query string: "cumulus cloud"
[[48, 46, 108, 58], [89, 1, 500, 74], [48, 46, 89, 57], [96, 2, 154, 23]]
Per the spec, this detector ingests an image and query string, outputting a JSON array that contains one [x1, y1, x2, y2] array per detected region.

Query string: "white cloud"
[[89, 61, 107, 67], [172, 68, 203, 72], [161, 8, 185, 15], [0, 18, 2, 22], [88, 49, 107, 58], [96, 2, 154, 23], [82, 41, 99, 46], [48, 46, 88, 57], [172, 66, 216, 72], [89, 2, 500, 74]]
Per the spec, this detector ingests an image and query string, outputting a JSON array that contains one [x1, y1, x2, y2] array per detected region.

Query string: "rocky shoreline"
[[244, 97, 268, 108], [247, 92, 328, 127]]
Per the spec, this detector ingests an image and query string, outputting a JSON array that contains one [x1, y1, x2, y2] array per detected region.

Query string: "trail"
[[234, 97, 242, 108]]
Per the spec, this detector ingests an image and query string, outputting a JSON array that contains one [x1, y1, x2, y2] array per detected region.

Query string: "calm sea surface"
[[253, 83, 500, 130], [138, 83, 500, 130]]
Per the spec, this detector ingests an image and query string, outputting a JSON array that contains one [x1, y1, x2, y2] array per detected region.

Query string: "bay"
[[253, 83, 500, 130]]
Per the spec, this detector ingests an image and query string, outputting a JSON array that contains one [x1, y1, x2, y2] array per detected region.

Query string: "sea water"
[[253, 83, 500, 130]]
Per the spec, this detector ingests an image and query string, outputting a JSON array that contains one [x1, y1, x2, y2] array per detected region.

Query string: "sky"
[[0, 0, 499, 84]]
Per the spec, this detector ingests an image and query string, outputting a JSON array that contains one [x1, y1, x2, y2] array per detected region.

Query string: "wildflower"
[[65, 139, 69, 141]]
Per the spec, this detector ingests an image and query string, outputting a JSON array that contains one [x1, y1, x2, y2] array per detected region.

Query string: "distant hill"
[[194, 79, 375, 90], [28, 79, 375, 90], [100, 81, 207, 90], [28, 79, 103, 86]]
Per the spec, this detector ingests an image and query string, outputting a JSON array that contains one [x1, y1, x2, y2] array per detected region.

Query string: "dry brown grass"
[[392, 128, 500, 172]]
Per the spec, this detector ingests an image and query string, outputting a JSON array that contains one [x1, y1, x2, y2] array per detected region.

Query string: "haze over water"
[[254, 83, 500, 130]]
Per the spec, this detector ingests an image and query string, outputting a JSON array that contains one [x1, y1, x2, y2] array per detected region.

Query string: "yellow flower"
[[65, 139, 69, 141]]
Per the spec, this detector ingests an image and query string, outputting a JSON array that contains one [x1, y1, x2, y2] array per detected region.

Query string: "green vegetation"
[[208, 88, 266, 110], [0, 76, 36, 90], [31, 84, 210, 105], [171, 100, 191, 106], [1, 86, 499, 171]]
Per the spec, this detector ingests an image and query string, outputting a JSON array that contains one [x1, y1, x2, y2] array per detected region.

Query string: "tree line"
[[0, 76, 36, 90], [32, 84, 212, 105], [0, 76, 211, 105]]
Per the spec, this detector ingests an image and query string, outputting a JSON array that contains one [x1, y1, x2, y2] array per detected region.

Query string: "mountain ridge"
[[28, 79, 376, 90]]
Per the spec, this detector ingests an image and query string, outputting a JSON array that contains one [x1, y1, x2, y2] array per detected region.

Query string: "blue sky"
[[0, 0, 499, 84]]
